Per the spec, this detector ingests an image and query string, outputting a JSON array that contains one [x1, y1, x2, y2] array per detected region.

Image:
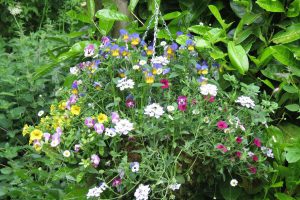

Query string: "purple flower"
[[56, 127, 63, 136], [112, 177, 122, 187], [91, 154, 100, 167], [170, 42, 178, 51], [111, 112, 120, 124], [119, 29, 128, 36], [84, 44, 95, 57], [94, 123, 105, 134], [176, 31, 183, 36], [85, 117, 95, 128], [177, 96, 187, 111], [43, 132, 51, 142], [163, 68, 171, 75], [186, 39, 193, 46], [69, 94, 78, 104], [74, 144, 81, 152], [101, 36, 110, 45], [72, 81, 78, 89]]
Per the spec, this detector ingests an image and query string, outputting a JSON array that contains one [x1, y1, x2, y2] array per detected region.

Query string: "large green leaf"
[[208, 5, 232, 30], [162, 11, 181, 20], [285, 104, 300, 112], [256, 0, 285, 12], [285, 146, 300, 163], [188, 25, 211, 35], [227, 41, 249, 74], [272, 24, 300, 44], [66, 10, 91, 23], [99, 18, 114, 35], [95, 9, 129, 21], [270, 45, 300, 68], [275, 193, 296, 200], [87, 0, 95, 19], [287, 0, 300, 17]]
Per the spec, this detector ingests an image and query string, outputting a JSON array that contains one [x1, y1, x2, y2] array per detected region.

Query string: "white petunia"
[[87, 183, 107, 199], [144, 103, 164, 118], [38, 110, 44, 117], [117, 77, 135, 91], [63, 150, 71, 158], [235, 96, 255, 109], [230, 179, 238, 187], [199, 84, 218, 96], [167, 105, 175, 113], [134, 184, 151, 200], [114, 119, 134, 135]]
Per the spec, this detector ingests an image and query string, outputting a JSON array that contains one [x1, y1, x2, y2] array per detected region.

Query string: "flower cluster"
[[134, 184, 151, 200]]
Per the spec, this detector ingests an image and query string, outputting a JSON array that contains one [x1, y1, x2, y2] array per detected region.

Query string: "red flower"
[[236, 136, 242, 144], [216, 144, 228, 153], [217, 121, 228, 130], [160, 79, 169, 89], [209, 96, 215, 103], [236, 151, 241, 158], [253, 138, 261, 148], [252, 155, 258, 162], [177, 96, 187, 111], [249, 166, 257, 174]]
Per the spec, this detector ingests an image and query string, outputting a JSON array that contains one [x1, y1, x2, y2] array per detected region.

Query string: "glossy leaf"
[[208, 5, 232, 30], [270, 45, 300, 68], [285, 146, 300, 163], [129, 0, 139, 11], [87, 0, 95, 19], [227, 41, 249, 74], [95, 9, 129, 21], [162, 11, 181, 20], [287, 0, 300, 17], [285, 104, 300, 112], [272, 24, 300, 44], [256, 0, 285, 12]]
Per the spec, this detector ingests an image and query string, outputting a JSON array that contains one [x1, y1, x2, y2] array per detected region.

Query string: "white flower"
[[235, 96, 255, 109], [134, 184, 151, 200], [115, 119, 134, 135], [199, 84, 218, 96], [139, 60, 147, 66], [144, 103, 164, 118], [230, 179, 238, 187], [151, 56, 170, 66], [261, 146, 274, 158], [38, 110, 44, 117], [169, 183, 181, 191], [168, 115, 174, 120], [192, 109, 200, 115], [130, 162, 140, 172], [70, 66, 80, 75], [87, 183, 107, 199], [160, 41, 167, 46], [133, 65, 140, 70], [248, 151, 254, 157], [8, 5, 22, 16], [117, 77, 135, 91], [167, 105, 175, 113], [63, 150, 71, 158], [156, 68, 163, 75], [203, 116, 210, 123], [105, 128, 117, 137]]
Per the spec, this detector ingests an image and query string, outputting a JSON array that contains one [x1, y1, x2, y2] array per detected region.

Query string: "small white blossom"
[[235, 96, 255, 109], [38, 110, 44, 117], [144, 103, 164, 118], [130, 162, 140, 172], [151, 56, 170, 66], [105, 128, 117, 137], [115, 119, 134, 135], [63, 150, 71, 158], [169, 183, 181, 191], [167, 105, 175, 113], [230, 179, 238, 187], [160, 41, 167, 46], [192, 109, 200, 115], [248, 151, 254, 157], [134, 184, 151, 200], [117, 77, 135, 91], [8, 5, 22, 16], [87, 183, 108, 199], [199, 84, 218, 96], [156, 68, 163, 75], [139, 60, 147, 66], [133, 65, 140, 70], [70, 66, 80, 75]]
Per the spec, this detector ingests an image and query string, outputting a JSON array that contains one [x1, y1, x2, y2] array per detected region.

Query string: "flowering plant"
[[23, 30, 277, 199]]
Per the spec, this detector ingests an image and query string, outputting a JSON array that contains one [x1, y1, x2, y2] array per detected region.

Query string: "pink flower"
[[253, 138, 261, 147], [252, 155, 258, 162], [217, 121, 228, 130], [94, 123, 105, 134], [236, 151, 241, 158], [209, 96, 215, 103], [216, 144, 228, 153], [74, 144, 81, 152], [91, 154, 100, 167], [160, 79, 169, 89], [236, 136, 242, 144], [177, 96, 187, 111], [43, 132, 51, 142], [85, 117, 95, 128], [112, 177, 122, 187], [84, 44, 95, 57], [111, 112, 120, 124], [126, 98, 135, 108], [249, 166, 257, 174]]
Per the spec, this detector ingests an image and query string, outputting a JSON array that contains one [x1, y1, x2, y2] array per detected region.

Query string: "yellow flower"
[[59, 101, 66, 110], [71, 105, 81, 115], [22, 124, 29, 136], [50, 105, 56, 113], [145, 76, 154, 84], [30, 129, 43, 142], [131, 38, 140, 46], [123, 34, 129, 41], [97, 113, 108, 123], [146, 49, 153, 55], [72, 89, 78, 95], [111, 50, 120, 57], [188, 45, 194, 51], [152, 68, 157, 75], [198, 69, 208, 75], [119, 73, 126, 78], [33, 142, 42, 151]]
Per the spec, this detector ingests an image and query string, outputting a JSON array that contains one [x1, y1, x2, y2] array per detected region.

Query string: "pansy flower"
[[101, 36, 110, 45], [145, 73, 154, 84], [91, 154, 100, 167], [130, 33, 140, 46], [186, 39, 195, 51], [94, 123, 105, 134], [93, 82, 102, 90], [110, 44, 120, 57], [146, 46, 154, 55], [119, 29, 129, 42], [196, 61, 208, 75], [85, 117, 95, 128], [84, 44, 95, 57], [160, 79, 169, 89], [177, 96, 187, 111], [119, 46, 129, 57]]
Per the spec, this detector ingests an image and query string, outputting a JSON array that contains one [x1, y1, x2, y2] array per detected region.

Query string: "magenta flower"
[[177, 96, 187, 111], [85, 117, 95, 128], [91, 154, 100, 167], [84, 44, 95, 57], [101, 36, 110, 45], [94, 123, 105, 134], [252, 155, 258, 162], [160, 79, 169, 89], [69, 94, 78, 104], [112, 177, 122, 187], [249, 166, 257, 174], [253, 138, 261, 147], [236, 151, 241, 158], [111, 112, 120, 124], [216, 144, 228, 153], [126, 98, 135, 108], [209, 96, 215, 103], [217, 121, 228, 130], [236, 136, 242, 144]]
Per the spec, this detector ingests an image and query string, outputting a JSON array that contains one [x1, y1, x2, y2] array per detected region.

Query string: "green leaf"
[[208, 5, 232, 30], [270, 45, 300, 68], [285, 104, 300, 112], [162, 11, 181, 20], [95, 9, 129, 21], [285, 146, 300, 163], [87, 0, 95, 19], [275, 193, 296, 200], [287, 0, 300, 17], [271, 181, 284, 188], [283, 85, 298, 93], [272, 24, 300, 44], [63, 75, 77, 88], [129, 0, 139, 11], [99, 18, 114, 35], [175, 35, 189, 45], [67, 10, 91, 23], [8, 106, 26, 119], [188, 25, 211, 35], [227, 41, 249, 74], [256, 0, 285, 12]]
